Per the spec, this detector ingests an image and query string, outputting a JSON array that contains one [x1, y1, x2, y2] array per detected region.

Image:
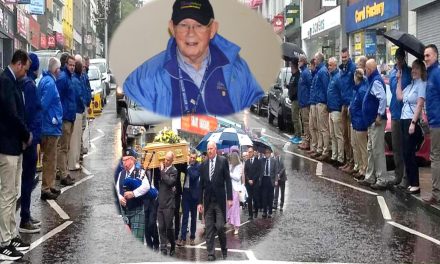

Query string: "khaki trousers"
[[0, 154, 22, 246], [430, 128, 440, 199], [291, 100, 301, 137], [365, 122, 387, 185], [329, 111, 344, 162], [354, 130, 368, 175], [300, 107, 310, 144], [41, 136, 59, 193], [309, 105, 318, 152], [351, 127, 359, 171], [68, 114, 83, 170], [341, 106, 353, 165], [57, 121, 74, 179], [317, 103, 330, 155]]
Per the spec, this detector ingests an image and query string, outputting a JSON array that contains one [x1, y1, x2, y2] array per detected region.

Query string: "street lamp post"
[[105, 0, 108, 69]]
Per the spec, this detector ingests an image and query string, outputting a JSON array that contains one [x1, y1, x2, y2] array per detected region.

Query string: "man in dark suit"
[[157, 151, 178, 256], [198, 141, 232, 261], [259, 148, 278, 218], [0, 50, 32, 261], [244, 146, 261, 220], [273, 150, 286, 211], [177, 151, 200, 246]]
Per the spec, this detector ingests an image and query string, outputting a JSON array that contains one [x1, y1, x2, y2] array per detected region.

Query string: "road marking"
[[82, 142, 96, 158], [2, 221, 74, 264], [61, 174, 95, 193], [261, 132, 288, 143], [284, 149, 318, 163], [316, 162, 323, 176], [283, 133, 293, 139], [246, 250, 257, 261], [388, 221, 440, 246], [377, 196, 392, 220], [318, 176, 378, 196], [82, 166, 92, 175], [46, 200, 70, 220], [90, 129, 105, 143], [251, 114, 260, 120]]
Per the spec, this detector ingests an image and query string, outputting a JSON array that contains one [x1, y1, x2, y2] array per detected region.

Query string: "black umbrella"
[[252, 138, 272, 153], [282, 42, 304, 60], [383, 29, 425, 59]]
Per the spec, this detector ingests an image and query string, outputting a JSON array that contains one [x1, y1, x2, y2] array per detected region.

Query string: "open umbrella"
[[282, 42, 304, 60], [196, 127, 253, 151], [252, 138, 272, 153], [383, 29, 425, 59]]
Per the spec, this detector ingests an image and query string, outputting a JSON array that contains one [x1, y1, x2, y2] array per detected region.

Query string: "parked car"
[[383, 76, 431, 168], [267, 67, 292, 131], [90, 58, 111, 95], [34, 49, 63, 85], [116, 84, 125, 115], [250, 93, 268, 116], [88, 65, 107, 106]]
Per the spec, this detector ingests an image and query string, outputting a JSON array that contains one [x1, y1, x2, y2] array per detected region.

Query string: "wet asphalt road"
[[11, 93, 440, 264]]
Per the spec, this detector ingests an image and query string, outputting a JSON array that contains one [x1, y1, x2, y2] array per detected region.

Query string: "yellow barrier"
[[87, 102, 95, 119], [92, 93, 102, 114]]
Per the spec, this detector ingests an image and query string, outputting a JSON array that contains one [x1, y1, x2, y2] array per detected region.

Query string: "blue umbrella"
[[196, 127, 253, 151]]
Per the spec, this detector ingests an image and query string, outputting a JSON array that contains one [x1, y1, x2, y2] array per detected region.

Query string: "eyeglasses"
[[175, 21, 213, 34]]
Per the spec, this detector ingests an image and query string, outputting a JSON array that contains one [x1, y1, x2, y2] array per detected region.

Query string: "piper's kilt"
[[123, 205, 145, 241]]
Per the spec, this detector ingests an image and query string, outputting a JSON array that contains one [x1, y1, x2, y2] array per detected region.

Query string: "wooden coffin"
[[141, 142, 189, 169]]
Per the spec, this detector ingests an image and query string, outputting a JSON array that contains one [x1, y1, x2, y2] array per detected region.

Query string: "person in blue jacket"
[[326, 57, 344, 165], [338, 48, 356, 172], [56, 54, 76, 186], [423, 44, 440, 205], [18, 53, 43, 234], [389, 48, 412, 188], [298, 55, 312, 150], [80, 57, 92, 156], [123, 0, 263, 117], [38, 57, 63, 201], [359, 59, 388, 190], [310, 52, 330, 160]]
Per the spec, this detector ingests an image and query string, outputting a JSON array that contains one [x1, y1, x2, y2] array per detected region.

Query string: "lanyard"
[[177, 64, 210, 114]]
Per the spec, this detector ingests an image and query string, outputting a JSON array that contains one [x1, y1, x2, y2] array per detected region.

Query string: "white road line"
[[318, 176, 378, 196], [90, 129, 105, 143], [284, 149, 318, 163], [261, 132, 288, 143], [82, 142, 96, 157], [61, 174, 95, 193], [1, 221, 74, 264], [246, 250, 258, 261], [251, 115, 260, 120], [316, 162, 323, 176], [81, 166, 92, 176], [388, 221, 440, 246], [283, 133, 293, 139], [377, 196, 392, 220], [46, 200, 70, 220]]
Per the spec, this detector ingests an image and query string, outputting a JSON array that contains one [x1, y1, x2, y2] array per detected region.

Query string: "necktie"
[[265, 159, 269, 176], [210, 159, 214, 181]]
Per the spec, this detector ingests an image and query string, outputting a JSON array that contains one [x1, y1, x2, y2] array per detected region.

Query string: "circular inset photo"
[[110, 0, 281, 118]]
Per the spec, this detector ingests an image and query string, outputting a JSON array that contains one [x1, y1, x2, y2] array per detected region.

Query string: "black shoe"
[[279, 207, 283, 212], [357, 180, 372, 187], [29, 216, 41, 227], [10, 237, 30, 251], [161, 249, 167, 256], [0, 244, 23, 261], [169, 248, 175, 257], [40, 191, 59, 200], [248, 216, 253, 221], [18, 221, 41, 234], [50, 188, 61, 195], [61, 176, 75, 186], [371, 183, 387, 190], [207, 255, 216, 261], [268, 214, 272, 218], [262, 214, 267, 218], [222, 248, 228, 259], [254, 213, 258, 218]]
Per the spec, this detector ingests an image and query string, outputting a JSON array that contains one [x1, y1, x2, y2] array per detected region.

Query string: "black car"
[[267, 67, 292, 131], [250, 93, 268, 116]]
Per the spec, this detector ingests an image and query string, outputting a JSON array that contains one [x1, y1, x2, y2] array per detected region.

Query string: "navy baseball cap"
[[123, 148, 138, 159], [172, 0, 214, 26]]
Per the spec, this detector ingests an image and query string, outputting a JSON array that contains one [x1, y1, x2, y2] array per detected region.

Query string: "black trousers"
[[273, 180, 285, 208], [20, 144, 38, 223], [401, 119, 422, 187], [204, 202, 226, 256], [144, 199, 159, 250], [261, 177, 274, 215], [245, 182, 260, 217], [174, 194, 181, 239], [157, 208, 175, 251]]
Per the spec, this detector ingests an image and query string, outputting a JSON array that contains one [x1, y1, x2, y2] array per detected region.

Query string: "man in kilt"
[[116, 149, 150, 241]]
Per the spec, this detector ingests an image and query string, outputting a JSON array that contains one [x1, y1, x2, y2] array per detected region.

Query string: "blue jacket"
[[72, 73, 86, 114], [426, 61, 440, 128], [184, 162, 201, 200], [123, 34, 264, 117], [56, 67, 76, 122], [21, 73, 43, 146], [38, 71, 63, 136], [81, 70, 92, 107], [389, 64, 412, 120], [310, 62, 330, 104], [363, 70, 387, 126], [339, 58, 356, 106], [350, 77, 369, 131], [326, 69, 343, 112], [298, 65, 312, 108]]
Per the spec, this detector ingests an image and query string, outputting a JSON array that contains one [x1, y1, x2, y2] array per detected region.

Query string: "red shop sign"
[[272, 15, 284, 33], [40, 33, 47, 49], [48, 35, 56, 48]]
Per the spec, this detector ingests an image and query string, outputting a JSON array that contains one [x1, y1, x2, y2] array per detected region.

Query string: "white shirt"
[[209, 155, 217, 180], [115, 166, 150, 201], [229, 164, 243, 192]]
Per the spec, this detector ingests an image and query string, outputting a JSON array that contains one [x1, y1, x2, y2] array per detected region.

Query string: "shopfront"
[[410, 0, 440, 50], [301, 5, 341, 60], [346, 0, 403, 70], [0, 4, 14, 69]]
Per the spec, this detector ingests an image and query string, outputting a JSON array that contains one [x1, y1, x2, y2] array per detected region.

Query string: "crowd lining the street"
[[0, 49, 93, 261]]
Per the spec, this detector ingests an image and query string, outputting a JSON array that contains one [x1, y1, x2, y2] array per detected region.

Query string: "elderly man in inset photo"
[[123, 0, 263, 117]]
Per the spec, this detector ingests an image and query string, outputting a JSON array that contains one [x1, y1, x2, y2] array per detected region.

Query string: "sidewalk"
[[408, 166, 440, 214]]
